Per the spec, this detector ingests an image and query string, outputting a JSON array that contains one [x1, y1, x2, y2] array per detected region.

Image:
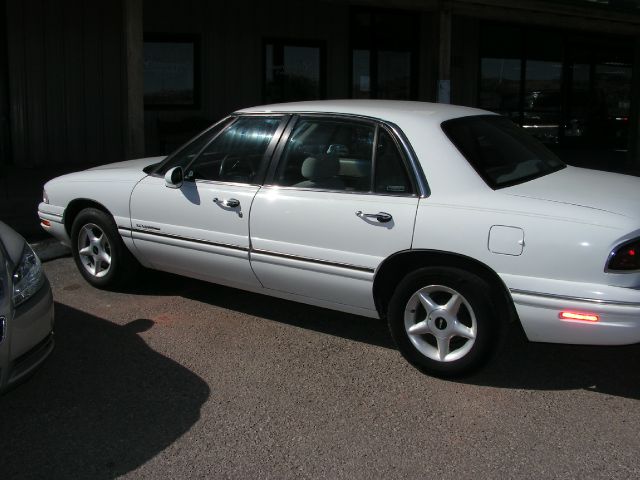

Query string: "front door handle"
[[356, 211, 393, 223], [214, 197, 240, 208]]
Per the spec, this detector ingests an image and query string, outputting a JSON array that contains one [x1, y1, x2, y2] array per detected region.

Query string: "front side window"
[[273, 116, 415, 195], [157, 118, 233, 174], [186, 116, 282, 184], [442, 115, 566, 189]]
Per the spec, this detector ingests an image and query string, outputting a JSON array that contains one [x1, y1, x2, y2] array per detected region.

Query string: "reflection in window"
[[566, 63, 590, 139], [378, 51, 412, 100], [375, 130, 413, 194], [352, 50, 371, 99], [159, 119, 232, 174], [594, 63, 632, 148], [523, 60, 563, 144], [144, 37, 198, 107], [350, 9, 418, 100], [264, 41, 324, 103], [480, 58, 521, 119], [478, 21, 634, 153], [187, 117, 281, 183]]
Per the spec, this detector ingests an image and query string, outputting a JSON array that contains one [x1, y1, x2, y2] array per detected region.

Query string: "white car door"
[[129, 115, 288, 288], [249, 115, 425, 314]]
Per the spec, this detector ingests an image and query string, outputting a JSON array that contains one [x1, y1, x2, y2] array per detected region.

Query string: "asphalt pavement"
[[2, 257, 640, 479]]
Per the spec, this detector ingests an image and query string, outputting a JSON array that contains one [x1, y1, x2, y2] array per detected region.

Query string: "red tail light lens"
[[608, 239, 640, 271]]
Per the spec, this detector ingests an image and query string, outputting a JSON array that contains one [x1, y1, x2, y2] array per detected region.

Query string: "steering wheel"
[[219, 155, 254, 182]]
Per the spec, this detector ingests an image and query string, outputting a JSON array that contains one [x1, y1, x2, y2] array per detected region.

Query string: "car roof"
[[237, 100, 492, 126]]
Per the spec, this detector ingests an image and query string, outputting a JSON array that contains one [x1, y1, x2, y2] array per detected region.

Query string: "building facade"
[[2, 0, 640, 172]]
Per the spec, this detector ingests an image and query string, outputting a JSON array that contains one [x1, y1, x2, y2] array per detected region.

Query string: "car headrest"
[[301, 155, 339, 180]]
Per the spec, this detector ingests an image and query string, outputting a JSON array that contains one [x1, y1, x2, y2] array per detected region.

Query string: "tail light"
[[607, 239, 640, 271]]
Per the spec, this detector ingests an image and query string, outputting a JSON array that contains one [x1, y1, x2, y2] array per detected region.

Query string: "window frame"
[[264, 113, 427, 198]]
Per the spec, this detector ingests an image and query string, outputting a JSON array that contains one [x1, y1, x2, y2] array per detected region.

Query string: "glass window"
[[157, 118, 233, 174], [185, 116, 282, 184], [374, 129, 413, 195], [442, 115, 566, 189], [377, 51, 412, 100], [350, 8, 418, 100], [275, 118, 375, 192], [352, 49, 371, 99], [523, 60, 563, 144], [144, 35, 199, 108], [264, 41, 323, 103], [479, 58, 521, 120]]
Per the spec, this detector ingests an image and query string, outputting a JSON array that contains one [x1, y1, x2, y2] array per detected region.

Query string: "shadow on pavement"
[[128, 270, 640, 400], [128, 269, 395, 351], [0, 302, 210, 479], [466, 325, 640, 400]]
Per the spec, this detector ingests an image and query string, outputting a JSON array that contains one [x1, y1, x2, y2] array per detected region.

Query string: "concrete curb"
[[30, 238, 71, 262]]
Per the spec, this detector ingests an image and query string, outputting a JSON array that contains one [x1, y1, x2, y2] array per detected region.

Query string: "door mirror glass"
[[164, 166, 184, 189]]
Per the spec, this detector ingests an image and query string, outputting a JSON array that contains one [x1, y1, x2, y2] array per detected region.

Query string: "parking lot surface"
[[2, 257, 640, 479]]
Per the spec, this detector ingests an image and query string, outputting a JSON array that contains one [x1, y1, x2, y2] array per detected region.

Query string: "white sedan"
[[38, 100, 640, 377]]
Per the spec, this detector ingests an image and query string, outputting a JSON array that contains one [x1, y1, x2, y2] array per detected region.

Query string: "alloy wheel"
[[403, 284, 477, 362], [77, 223, 112, 278]]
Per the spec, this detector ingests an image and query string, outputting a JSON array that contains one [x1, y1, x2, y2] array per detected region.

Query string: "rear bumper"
[[511, 288, 640, 345]]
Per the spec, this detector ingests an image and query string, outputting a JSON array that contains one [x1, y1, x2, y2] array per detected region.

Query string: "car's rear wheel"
[[71, 208, 138, 288], [388, 267, 502, 377]]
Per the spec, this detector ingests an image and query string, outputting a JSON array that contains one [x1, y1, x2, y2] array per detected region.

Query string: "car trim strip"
[[122, 226, 375, 273], [123, 227, 249, 252], [510, 288, 640, 307], [251, 248, 375, 273]]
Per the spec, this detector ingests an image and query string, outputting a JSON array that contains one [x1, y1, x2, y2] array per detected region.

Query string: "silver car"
[[0, 221, 54, 392]]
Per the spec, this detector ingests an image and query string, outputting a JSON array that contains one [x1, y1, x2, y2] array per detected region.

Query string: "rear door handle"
[[214, 197, 240, 208], [356, 211, 393, 223]]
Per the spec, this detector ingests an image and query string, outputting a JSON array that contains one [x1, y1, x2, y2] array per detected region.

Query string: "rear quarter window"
[[441, 115, 565, 189]]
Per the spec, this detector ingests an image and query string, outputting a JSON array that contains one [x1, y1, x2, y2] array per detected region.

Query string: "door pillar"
[[437, 7, 452, 104], [0, 0, 10, 167], [123, 0, 144, 159], [629, 37, 640, 172]]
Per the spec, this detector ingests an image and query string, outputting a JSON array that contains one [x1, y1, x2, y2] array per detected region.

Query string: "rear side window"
[[441, 115, 566, 189], [275, 118, 374, 192], [273, 116, 415, 195], [375, 129, 413, 194]]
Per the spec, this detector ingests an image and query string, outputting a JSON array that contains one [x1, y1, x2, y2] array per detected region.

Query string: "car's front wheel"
[[71, 208, 138, 289], [388, 267, 502, 377]]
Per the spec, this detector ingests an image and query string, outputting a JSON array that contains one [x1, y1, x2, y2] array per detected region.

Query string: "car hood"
[[503, 166, 640, 220], [87, 156, 165, 172], [48, 156, 166, 185]]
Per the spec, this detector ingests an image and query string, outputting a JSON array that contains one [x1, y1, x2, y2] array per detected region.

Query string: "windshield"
[[441, 115, 566, 189]]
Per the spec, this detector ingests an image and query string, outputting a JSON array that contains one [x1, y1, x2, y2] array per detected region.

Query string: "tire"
[[70, 207, 139, 289], [387, 267, 502, 378]]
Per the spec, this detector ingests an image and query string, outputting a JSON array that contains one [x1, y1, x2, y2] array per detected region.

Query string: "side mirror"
[[164, 166, 184, 189]]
